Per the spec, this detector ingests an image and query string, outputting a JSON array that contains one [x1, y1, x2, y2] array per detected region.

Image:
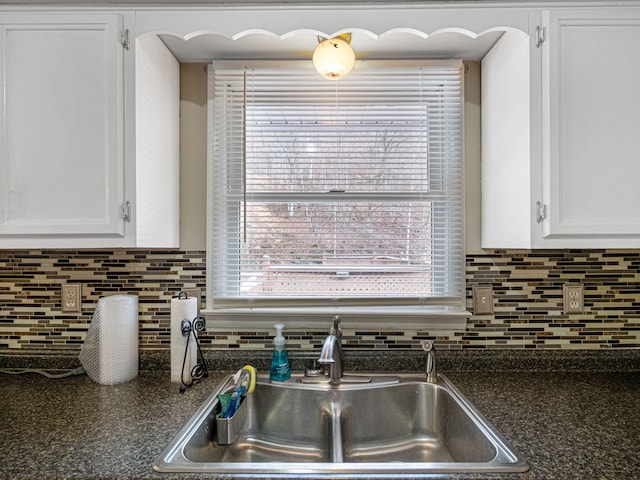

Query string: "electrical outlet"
[[563, 284, 584, 314], [473, 285, 494, 315], [61, 284, 81, 313]]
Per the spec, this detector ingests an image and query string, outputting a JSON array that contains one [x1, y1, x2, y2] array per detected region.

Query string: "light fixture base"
[[317, 33, 352, 44]]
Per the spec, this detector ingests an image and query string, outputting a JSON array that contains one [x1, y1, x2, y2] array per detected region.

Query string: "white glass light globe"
[[312, 37, 356, 80]]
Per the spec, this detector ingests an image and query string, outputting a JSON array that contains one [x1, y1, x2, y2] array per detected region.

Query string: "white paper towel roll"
[[79, 295, 139, 385], [171, 295, 198, 383]]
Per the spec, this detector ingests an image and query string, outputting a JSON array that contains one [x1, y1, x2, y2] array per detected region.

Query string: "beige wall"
[[463, 61, 482, 252], [179, 63, 208, 250], [179, 61, 482, 252]]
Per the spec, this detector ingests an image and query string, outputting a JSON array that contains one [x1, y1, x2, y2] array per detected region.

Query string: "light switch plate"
[[473, 285, 494, 315]]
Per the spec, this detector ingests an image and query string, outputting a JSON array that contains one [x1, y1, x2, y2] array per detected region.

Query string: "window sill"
[[202, 306, 470, 331]]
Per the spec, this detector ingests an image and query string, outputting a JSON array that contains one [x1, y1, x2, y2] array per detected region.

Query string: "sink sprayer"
[[421, 340, 437, 384]]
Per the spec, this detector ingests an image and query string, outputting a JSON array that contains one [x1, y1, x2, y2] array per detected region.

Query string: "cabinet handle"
[[536, 201, 547, 223], [121, 29, 130, 51], [535, 25, 545, 48], [121, 201, 132, 223]]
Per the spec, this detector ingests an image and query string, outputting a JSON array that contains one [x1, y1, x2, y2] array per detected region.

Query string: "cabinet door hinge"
[[121, 201, 132, 223], [535, 25, 545, 48], [121, 29, 130, 50], [536, 201, 547, 223]]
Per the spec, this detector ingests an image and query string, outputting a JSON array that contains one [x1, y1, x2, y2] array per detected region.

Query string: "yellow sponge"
[[242, 365, 257, 394]]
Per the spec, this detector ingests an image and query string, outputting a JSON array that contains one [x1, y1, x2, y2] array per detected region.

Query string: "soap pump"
[[270, 323, 291, 382]]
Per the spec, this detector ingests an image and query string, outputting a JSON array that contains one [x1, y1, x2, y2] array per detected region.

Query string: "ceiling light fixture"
[[312, 33, 355, 80]]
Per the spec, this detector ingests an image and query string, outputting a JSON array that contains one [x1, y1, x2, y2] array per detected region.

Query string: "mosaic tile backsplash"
[[1, 249, 639, 351]]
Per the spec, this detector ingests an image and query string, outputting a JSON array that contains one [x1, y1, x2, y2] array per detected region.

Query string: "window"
[[206, 60, 467, 326]]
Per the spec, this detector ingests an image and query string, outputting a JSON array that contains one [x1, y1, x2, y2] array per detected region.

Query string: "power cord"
[[0, 366, 86, 378], [179, 315, 208, 393]]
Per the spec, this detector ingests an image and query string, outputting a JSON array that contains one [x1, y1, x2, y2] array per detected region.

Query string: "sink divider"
[[329, 400, 344, 463]]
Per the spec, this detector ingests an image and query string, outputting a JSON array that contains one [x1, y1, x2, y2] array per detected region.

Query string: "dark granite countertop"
[[1, 352, 639, 479]]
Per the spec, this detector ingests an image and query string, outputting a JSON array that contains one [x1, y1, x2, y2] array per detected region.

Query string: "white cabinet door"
[[540, 9, 640, 239], [0, 14, 126, 238]]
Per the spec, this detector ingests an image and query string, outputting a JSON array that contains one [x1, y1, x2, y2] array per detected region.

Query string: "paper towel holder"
[[179, 314, 208, 393]]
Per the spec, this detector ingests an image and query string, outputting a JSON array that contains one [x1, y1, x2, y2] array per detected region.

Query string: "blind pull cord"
[[243, 67, 248, 243]]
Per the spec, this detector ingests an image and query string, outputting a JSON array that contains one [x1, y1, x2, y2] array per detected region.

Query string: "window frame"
[[204, 59, 469, 329]]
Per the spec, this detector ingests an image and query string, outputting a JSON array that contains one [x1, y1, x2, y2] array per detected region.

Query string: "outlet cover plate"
[[473, 285, 494, 315], [563, 284, 584, 314], [61, 284, 81, 313]]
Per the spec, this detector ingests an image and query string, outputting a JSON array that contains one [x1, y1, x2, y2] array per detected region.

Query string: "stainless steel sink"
[[154, 373, 529, 476]]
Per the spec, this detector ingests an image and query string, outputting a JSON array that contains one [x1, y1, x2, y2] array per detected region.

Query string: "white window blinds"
[[208, 60, 464, 313]]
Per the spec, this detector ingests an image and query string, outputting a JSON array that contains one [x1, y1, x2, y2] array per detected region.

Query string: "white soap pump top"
[[274, 323, 285, 348]]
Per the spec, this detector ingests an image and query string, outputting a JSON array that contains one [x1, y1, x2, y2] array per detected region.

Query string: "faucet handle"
[[329, 315, 342, 337], [304, 360, 325, 378]]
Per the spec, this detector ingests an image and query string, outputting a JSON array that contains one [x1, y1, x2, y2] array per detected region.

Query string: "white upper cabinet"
[[540, 8, 640, 241], [482, 6, 640, 248], [0, 14, 126, 240], [0, 12, 179, 248]]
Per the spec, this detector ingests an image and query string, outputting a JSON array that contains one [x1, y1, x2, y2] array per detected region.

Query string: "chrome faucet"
[[421, 340, 437, 383], [318, 316, 343, 379]]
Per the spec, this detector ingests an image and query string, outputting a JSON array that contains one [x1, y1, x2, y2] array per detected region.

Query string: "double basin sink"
[[154, 372, 529, 476]]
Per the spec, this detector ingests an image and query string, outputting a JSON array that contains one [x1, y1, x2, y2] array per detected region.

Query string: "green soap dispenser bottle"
[[270, 323, 291, 382]]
